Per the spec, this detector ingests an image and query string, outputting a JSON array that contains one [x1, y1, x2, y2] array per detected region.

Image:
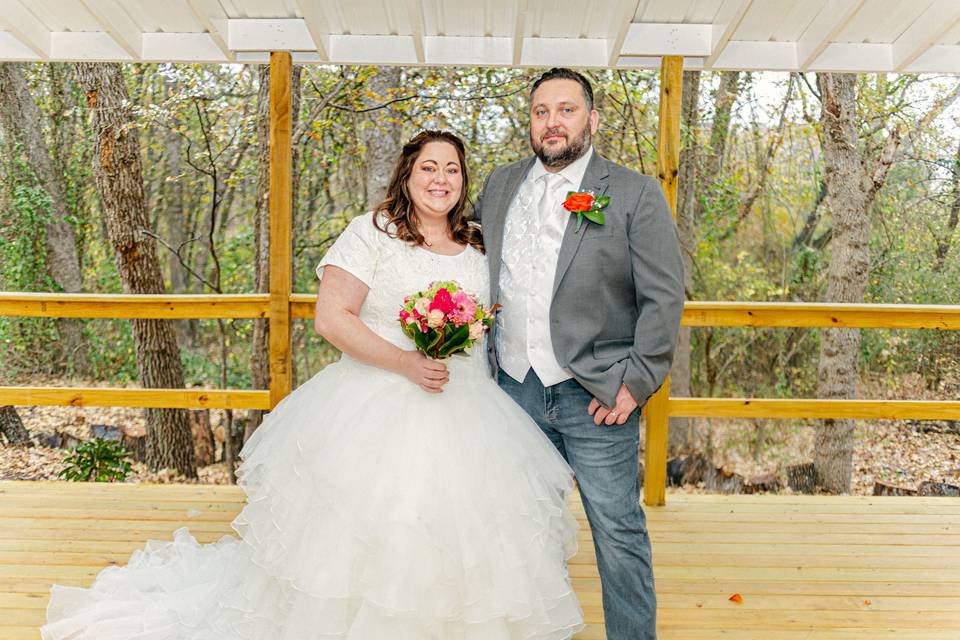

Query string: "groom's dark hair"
[[531, 68, 594, 111]]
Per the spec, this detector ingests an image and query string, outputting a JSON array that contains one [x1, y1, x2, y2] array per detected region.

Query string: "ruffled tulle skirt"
[[42, 354, 584, 639]]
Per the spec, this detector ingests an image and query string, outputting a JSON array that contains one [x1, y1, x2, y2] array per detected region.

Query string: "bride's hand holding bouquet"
[[396, 281, 499, 393]]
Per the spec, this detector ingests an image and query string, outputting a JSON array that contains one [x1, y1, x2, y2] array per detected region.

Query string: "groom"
[[476, 68, 684, 639]]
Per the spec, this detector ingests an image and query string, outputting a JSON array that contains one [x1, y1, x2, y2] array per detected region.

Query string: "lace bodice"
[[316, 212, 491, 373]]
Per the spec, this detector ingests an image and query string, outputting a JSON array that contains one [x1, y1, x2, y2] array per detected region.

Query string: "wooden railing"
[[640, 301, 960, 506], [2, 292, 960, 505]]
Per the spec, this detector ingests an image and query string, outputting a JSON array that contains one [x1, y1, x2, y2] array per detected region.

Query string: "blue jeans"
[[499, 369, 656, 640]]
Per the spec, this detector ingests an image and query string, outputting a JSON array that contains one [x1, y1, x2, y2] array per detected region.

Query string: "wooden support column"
[[645, 55, 683, 507], [268, 51, 293, 409]]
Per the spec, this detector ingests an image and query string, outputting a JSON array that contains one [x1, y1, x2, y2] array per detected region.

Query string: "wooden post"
[[268, 52, 293, 409], [645, 55, 683, 507]]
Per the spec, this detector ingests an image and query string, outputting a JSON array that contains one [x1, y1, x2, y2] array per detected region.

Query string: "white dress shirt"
[[497, 147, 594, 385]]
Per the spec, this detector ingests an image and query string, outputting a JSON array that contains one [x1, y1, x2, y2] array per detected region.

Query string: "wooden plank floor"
[[1, 481, 958, 639]]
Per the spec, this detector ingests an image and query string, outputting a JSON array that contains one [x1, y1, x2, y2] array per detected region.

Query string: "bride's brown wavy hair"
[[372, 130, 484, 253]]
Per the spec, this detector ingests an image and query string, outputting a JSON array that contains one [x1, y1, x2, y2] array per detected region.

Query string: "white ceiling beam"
[[425, 36, 512, 66], [617, 55, 705, 70], [235, 51, 270, 63], [906, 44, 960, 73], [513, 0, 528, 66], [892, 0, 960, 72], [606, 0, 643, 67], [621, 23, 713, 57], [521, 37, 608, 68], [406, 0, 426, 64], [50, 31, 131, 61], [141, 33, 228, 63], [796, 0, 865, 71], [0, 31, 40, 60], [291, 0, 330, 61], [227, 19, 316, 52], [706, 0, 754, 68], [79, 0, 142, 59], [0, 0, 51, 58], [809, 42, 892, 72], [328, 34, 418, 65], [710, 41, 796, 70], [185, 0, 234, 61]]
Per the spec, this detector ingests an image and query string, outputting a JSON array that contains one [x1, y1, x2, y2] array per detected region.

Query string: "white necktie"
[[537, 173, 566, 227]]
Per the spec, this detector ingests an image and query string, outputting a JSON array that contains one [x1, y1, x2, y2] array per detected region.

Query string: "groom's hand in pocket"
[[588, 384, 639, 426]]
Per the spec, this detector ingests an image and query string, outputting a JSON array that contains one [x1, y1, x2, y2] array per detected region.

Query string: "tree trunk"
[[248, 64, 272, 444], [289, 66, 303, 389], [74, 62, 196, 478], [934, 137, 960, 271], [704, 71, 740, 182], [160, 76, 194, 347], [669, 70, 700, 453], [362, 67, 403, 208], [0, 63, 88, 374], [0, 406, 32, 447], [814, 73, 868, 494]]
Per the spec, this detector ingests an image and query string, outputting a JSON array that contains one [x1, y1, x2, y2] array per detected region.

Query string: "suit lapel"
[[551, 152, 610, 298], [488, 157, 535, 303]]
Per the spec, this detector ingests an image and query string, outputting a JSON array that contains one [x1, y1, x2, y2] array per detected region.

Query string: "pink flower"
[[426, 309, 445, 328], [468, 322, 484, 340], [399, 309, 416, 325], [429, 288, 456, 314], [452, 291, 477, 324]]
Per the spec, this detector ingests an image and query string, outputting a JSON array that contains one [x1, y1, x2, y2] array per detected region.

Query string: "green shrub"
[[58, 439, 133, 482]]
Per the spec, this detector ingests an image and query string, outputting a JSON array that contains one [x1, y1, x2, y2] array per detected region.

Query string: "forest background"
[[0, 63, 957, 494]]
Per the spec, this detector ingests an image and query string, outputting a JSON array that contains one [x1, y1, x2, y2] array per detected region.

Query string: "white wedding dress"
[[42, 212, 584, 640]]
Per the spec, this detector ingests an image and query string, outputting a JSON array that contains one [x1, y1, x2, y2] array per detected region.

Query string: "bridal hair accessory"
[[562, 191, 608, 231], [399, 281, 500, 359]]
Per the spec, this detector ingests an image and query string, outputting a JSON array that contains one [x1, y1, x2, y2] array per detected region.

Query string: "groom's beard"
[[531, 124, 592, 169]]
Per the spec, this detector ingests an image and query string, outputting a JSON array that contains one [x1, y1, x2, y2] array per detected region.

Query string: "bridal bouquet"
[[399, 281, 499, 359]]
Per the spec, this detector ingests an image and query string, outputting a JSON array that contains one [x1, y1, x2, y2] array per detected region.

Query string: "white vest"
[[496, 148, 593, 386]]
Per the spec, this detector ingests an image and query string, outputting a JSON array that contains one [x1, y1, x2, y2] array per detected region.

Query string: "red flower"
[[429, 288, 456, 314], [563, 192, 594, 212]]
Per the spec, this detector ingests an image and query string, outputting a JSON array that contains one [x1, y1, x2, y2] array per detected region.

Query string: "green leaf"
[[427, 329, 444, 353], [594, 195, 610, 208], [438, 324, 470, 357], [414, 329, 430, 352], [583, 209, 605, 226]]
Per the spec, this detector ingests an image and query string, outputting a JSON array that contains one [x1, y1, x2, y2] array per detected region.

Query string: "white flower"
[[426, 309, 445, 328], [414, 297, 431, 316], [468, 322, 484, 340]]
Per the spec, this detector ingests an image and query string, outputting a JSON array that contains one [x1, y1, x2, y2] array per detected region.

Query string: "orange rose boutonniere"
[[562, 191, 609, 231]]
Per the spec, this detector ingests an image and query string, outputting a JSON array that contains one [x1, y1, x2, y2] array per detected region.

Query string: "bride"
[[42, 130, 585, 640]]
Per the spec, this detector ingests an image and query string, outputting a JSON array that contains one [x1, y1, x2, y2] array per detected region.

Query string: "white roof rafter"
[[0, 0, 959, 74], [796, 0, 865, 72], [79, 0, 143, 59], [0, 0, 52, 58]]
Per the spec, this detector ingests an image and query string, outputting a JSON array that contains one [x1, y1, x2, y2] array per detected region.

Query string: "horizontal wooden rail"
[[4, 293, 960, 330], [682, 301, 960, 329], [0, 293, 268, 319], [290, 293, 316, 319], [667, 398, 960, 420], [3, 295, 959, 413], [0, 387, 270, 410]]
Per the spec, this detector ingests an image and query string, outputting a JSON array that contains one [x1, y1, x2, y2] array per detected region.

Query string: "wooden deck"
[[0, 481, 958, 639]]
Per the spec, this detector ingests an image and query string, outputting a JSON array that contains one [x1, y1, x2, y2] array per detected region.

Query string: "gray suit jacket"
[[476, 152, 684, 409]]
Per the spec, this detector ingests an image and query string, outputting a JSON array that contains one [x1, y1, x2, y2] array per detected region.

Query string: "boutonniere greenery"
[[562, 191, 609, 231]]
